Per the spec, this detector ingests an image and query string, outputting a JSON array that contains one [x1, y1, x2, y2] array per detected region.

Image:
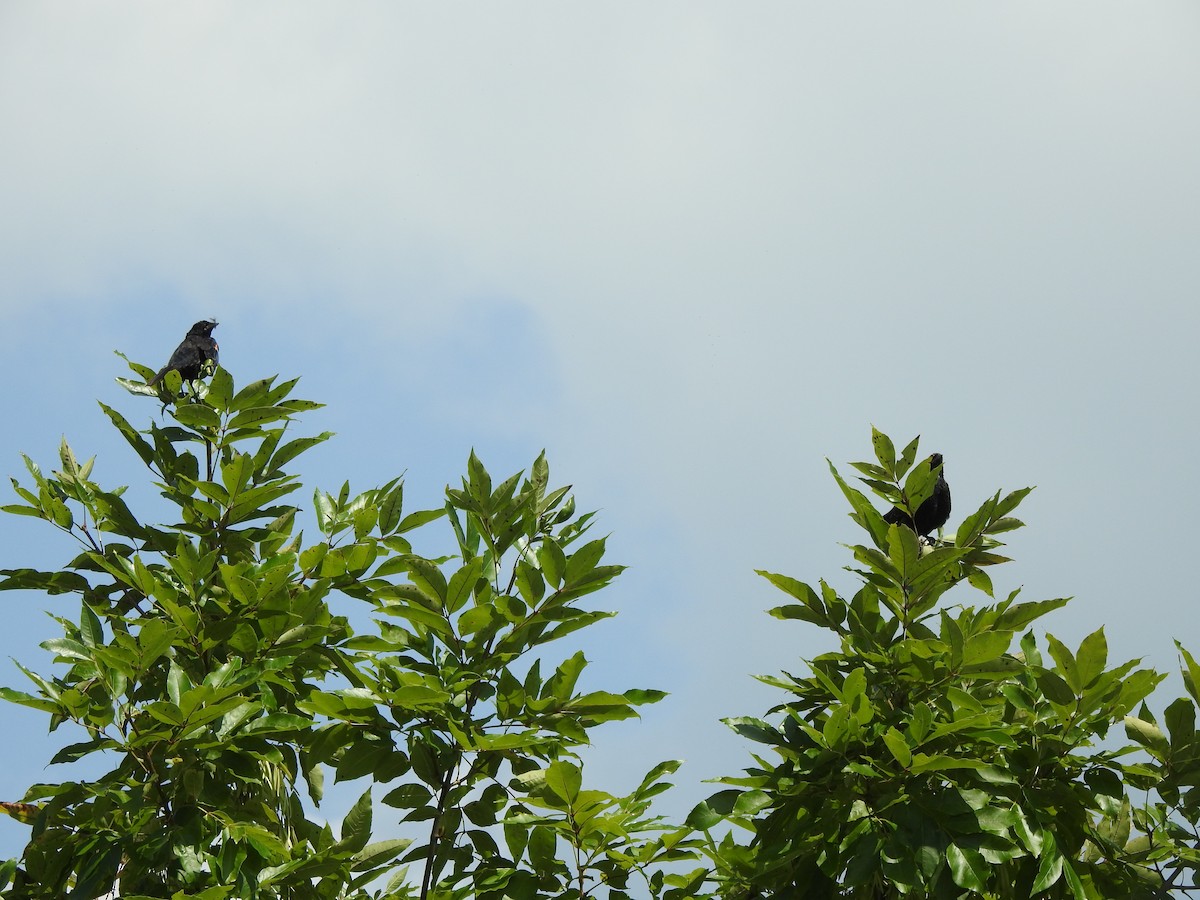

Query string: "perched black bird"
[[149, 320, 219, 386], [884, 452, 951, 538]]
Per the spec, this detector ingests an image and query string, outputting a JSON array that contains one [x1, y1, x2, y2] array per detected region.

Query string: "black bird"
[[149, 320, 219, 386], [884, 452, 951, 538]]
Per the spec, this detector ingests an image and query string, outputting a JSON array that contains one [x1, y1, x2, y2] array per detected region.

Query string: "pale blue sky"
[[1, 2, 1198, 857]]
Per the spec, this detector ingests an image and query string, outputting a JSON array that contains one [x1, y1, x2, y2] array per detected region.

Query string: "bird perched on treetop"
[[149, 320, 219, 387], [884, 452, 951, 538]]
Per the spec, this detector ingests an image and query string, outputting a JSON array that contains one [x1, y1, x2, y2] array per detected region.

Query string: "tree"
[[6, 367, 1200, 900], [0, 361, 702, 899], [693, 429, 1200, 899]]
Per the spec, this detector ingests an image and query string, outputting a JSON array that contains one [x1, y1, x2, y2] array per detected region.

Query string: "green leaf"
[[0, 687, 59, 713], [458, 605, 499, 637], [396, 507, 445, 533], [1032, 832, 1064, 893], [446, 556, 484, 614], [527, 825, 557, 874], [1035, 669, 1075, 706], [41, 637, 90, 662], [962, 630, 1011, 665], [993, 486, 1034, 519], [896, 435, 921, 474], [902, 456, 938, 509], [1178, 642, 1200, 707], [723, 716, 779, 745], [338, 789, 373, 854], [565, 538, 606, 584], [1061, 857, 1088, 899], [351, 838, 413, 873], [946, 844, 988, 892], [0, 569, 88, 594], [386, 685, 450, 709], [733, 789, 771, 815], [537, 538, 566, 588], [545, 761, 582, 804], [52, 738, 116, 765], [353, 505, 378, 541], [467, 450, 492, 503], [882, 727, 911, 768], [377, 597, 453, 636], [994, 597, 1070, 632], [98, 402, 155, 468], [624, 687, 667, 705], [241, 713, 311, 735], [633, 759, 681, 800], [758, 570, 820, 606], [871, 427, 897, 472], [1125, 715, 1169, 756], [887, 522, 921, 581], [378, 481, 404, 534], [206, 366, 235, 412], [173, 403, 221, 430], [229, 376, 273, 411], [220, 451, 252, 498], [532, 451, 549, 496], [547, 651, 586, 703], [167, 661, 192, 706], [464, 783, 508, 827], [229, 406, 293, 429], [382, 783, 432, 809], [70, 842, 122, 900], [1075, 627, 1108, 689], [137, 619, 178, 664], [828, 460, 890, 549], [314, 488, 334, 532], [515, 561, 545, 606], [1046, 633, 1081, 694], [271, 432, 335, 472], [1013, 806, 1043, 855], [145, 700, 185, 726], [399, 555, 447, 603], [909, 755, 986, 774], [502, 822, 530, 866], [685, 798, 726, 830], [966, 567, 994, 597]]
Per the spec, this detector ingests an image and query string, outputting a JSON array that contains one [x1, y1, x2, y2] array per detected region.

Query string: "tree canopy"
[[0, 366, 1197, 899]]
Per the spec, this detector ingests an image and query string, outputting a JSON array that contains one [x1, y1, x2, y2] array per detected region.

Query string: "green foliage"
[[1120, 641, 1200, 895], [0, 362, 699, 899], [698, 430, 1196, 899], [5, 373, 1199, 900]]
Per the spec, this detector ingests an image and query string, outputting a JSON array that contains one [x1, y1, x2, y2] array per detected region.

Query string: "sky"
[[1, 1, 1199, 863]]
